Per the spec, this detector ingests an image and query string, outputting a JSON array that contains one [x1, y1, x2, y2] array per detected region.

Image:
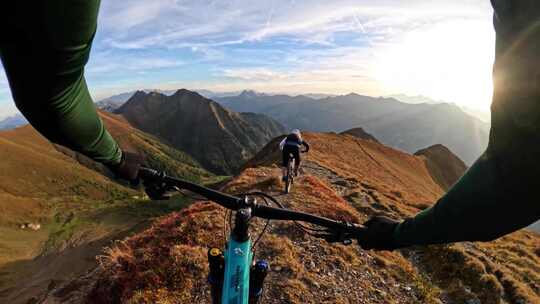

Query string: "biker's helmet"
[[292, 129, 302, 141]]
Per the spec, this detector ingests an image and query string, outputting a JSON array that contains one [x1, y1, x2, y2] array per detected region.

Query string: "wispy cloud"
[[96, 0, 490, 48], [87, 55, 185, 74]]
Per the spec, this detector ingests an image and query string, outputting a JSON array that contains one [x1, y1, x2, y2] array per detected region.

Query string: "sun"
[[373, 19, 495, 111]]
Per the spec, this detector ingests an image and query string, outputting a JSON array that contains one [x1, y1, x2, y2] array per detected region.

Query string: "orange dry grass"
[[92, 167, 443, 303], [305, 132, 444, 203], [246, 132, 444, 214], [93, 204, 220, 303], [417, 229, 540, 304]]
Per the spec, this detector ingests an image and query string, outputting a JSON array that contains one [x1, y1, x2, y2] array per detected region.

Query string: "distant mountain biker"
[[279, 129, 310, 182], [358, 0, 540, 251], [0, 1, 142, 181]]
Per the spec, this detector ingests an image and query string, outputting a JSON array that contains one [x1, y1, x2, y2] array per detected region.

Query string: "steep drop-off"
[[0, 112, 214, 304]]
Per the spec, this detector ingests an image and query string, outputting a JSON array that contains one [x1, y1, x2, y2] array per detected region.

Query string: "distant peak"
[[414, 144, 467, 191], [132, 90, 148, 98], [415, 144, 449, 154], [340, 127, 379, 143], [172, 89, 209, 100], [173, 88, 191, 96], [239, 90, 259, 97]]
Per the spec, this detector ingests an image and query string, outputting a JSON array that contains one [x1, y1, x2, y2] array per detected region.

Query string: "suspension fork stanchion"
[[208, 248, 225, 304], [249, 260, 269, 304]]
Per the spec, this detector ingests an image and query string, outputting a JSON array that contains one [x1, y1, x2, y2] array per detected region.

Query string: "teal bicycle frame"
[[221, 238, 253, 303], [209, 207, 268, 304]]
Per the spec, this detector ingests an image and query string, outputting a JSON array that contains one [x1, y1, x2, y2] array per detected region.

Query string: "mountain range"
[[93, 88, 490, 165], [94, 89, 243, 112], [216, 92, 490, 165], [114, 89, 286, 175]]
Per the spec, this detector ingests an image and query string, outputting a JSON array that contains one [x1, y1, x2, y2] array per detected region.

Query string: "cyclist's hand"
[[357, 216, 400, 251], [109, 151, 144, 182]]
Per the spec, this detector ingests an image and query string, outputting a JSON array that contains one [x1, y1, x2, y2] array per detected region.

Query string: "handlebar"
[[138, 167, 365, 240], [139, 167, 242, 210]]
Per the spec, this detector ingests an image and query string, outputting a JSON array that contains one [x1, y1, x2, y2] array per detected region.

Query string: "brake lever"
[[143, 179, 176, 200], [312, 221, 365, 245], [313, 230, 353, 246]]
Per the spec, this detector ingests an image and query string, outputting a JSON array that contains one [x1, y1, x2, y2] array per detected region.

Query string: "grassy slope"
[[83, 132, 540, 304], [100, 111, 216, 183], [0, 113, 218, 304]]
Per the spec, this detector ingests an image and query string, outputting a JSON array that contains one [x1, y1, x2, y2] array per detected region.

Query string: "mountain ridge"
[[115, 89, 286, 175], [340, 127, 379, 143]]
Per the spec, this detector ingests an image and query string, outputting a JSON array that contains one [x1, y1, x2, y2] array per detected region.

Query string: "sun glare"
[[374, 19, 495, 110]]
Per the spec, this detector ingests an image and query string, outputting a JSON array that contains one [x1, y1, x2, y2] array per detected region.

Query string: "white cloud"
[[222, 68, 290, 82], [87, 55, 185, 74]]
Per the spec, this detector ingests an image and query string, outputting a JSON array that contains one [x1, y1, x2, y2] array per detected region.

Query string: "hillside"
[[414, 145, 468, 191], [99, 111, 213, 182], [0, 113, 215, 304], [216, 93, 490, 165], [37, 131, 540, 304], [115, 89, 286, 175]]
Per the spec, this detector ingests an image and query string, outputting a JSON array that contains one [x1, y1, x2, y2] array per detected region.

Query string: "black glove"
[[357, 216, 400, 251], [109, 151, 144, 182]]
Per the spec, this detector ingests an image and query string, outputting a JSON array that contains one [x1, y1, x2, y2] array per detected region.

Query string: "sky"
[[0, 0, 495, 119]]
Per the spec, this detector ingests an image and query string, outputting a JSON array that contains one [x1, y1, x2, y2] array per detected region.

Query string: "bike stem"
[[232, 207, 252, 242]]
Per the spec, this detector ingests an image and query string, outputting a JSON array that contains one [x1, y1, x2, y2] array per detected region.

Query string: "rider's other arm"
[[302, 141, 310, 152], [0, 1, 122, 166], [391, 0, 540, 247], [279, 138, 287, 151]]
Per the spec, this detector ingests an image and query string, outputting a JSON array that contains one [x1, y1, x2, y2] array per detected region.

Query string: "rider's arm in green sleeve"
[[392, 0, 540, 247], [0, 0, 121, 165], [393, 152, 540, 246]]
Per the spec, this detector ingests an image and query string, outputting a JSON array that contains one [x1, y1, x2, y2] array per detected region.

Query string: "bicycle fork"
[[208, 248, 269, 304]]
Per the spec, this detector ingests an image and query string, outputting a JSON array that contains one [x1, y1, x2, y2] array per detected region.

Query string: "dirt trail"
[[294, 161, 489, 304], [240, 165, 424, 304]]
